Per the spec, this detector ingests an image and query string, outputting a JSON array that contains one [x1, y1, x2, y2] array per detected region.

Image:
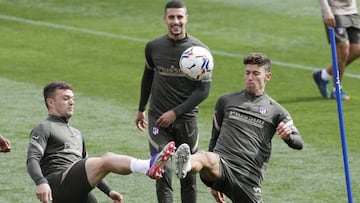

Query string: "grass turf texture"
[[0, 0, 360, 202]]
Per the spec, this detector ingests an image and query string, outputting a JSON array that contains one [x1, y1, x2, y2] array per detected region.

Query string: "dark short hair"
[[243, 53, 271, 71], [164, 0, 186, 13], [43, 81, 73, 108]]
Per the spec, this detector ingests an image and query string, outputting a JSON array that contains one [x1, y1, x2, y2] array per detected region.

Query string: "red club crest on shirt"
[[258, 107, 268, 115], [152, 126, 159, 135]]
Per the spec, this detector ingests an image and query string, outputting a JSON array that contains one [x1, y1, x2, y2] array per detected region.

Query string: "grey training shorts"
[[325, 14, 360, 43]]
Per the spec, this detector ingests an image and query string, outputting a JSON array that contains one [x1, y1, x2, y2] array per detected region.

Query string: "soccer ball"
[[179, 46, 214, 80]]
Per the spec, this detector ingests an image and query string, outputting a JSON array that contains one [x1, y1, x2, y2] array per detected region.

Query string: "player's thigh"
[[203, 159, 260, 203], [85, 156, 108, 186], [195, 151, 220, 180], [348, 13, 360, 44], [55, 159, 93, 202], [347, 27, 360, 44]]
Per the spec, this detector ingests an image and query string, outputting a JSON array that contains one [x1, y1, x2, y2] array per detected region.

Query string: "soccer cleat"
[[312, 70, 330, 98], [330, 89, 350, 101], [146, 141, 176, 179], [175, 143, 190, 179]]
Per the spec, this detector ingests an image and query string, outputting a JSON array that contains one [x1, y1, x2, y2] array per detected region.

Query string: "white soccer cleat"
[[175, 143, 190, 179]]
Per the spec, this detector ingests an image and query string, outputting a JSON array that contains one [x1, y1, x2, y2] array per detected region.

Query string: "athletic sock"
[[130, 159, 150, 174], [184, 160, 191, 172], [321, 69, 331, 81]]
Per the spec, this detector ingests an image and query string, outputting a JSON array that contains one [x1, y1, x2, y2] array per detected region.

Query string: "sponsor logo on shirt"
[[156, 65, 183, 77], [228, 111, 264, 128], [156, 65, 181, 73]]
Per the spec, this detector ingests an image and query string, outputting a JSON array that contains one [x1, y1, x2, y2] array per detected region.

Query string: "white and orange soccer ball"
[[179, 46, 214, 80]]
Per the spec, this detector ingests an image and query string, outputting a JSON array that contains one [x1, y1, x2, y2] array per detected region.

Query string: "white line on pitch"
[[1, 14, 360, 79]]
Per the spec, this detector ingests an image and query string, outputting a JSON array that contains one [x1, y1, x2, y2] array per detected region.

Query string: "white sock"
[[130, 159, 150, 174], [184, 160, 191, 172], [321, 69, 331, 81]]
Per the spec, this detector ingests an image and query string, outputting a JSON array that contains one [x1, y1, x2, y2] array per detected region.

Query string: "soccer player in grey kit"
[[175, 53, 304, 203], [135, 1, 211, 203], [26, 81, 175, 203]]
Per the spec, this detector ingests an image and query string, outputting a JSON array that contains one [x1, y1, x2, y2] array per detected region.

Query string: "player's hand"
[[0, 136, 11, 152], [276, 121, 292, 140], [155, 110, 176, 128], [323, 12, 336, 27], [211, 188, 226, 203], [135, 111, 148, 131], [36, 183, 52, 203], [109, 190, 123, 203]]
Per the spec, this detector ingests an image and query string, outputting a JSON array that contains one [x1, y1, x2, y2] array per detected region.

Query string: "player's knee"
[[198, 152, 220, 180], [100, 152, 116, 169], [204, 152, 219, 167], [102, 152, 115, 160], [195, 150, 217, 166]]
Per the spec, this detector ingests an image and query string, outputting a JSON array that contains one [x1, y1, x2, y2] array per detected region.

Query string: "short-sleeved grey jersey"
[[27, 115, 86, 182], [144, 34, 211, 121], [210, 90, 303, 186]]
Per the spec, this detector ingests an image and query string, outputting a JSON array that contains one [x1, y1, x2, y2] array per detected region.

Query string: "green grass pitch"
[[0, 0, 359, 202]]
